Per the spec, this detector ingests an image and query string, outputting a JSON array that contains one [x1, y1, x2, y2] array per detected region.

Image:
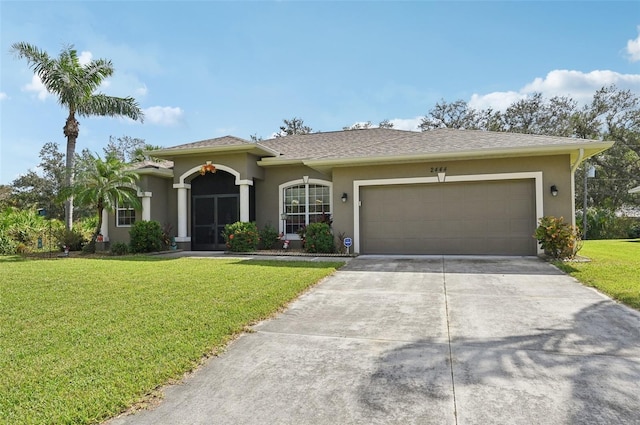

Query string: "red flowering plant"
[[222, 221, 260, 252]]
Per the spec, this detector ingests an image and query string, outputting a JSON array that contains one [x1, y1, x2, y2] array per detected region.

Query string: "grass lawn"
[[0, 256, 344, 425], [555, 239, 640, 310]]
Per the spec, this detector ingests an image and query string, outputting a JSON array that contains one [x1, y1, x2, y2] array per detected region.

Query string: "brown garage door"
[[360, 179, 537, 255]]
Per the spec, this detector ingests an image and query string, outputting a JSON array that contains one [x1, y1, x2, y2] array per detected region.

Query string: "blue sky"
[[1, 1, 639, 184]]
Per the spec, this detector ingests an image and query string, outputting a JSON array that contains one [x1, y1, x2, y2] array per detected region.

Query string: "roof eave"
[[302, 142, 615, 173], [151, 144, 279, 159]]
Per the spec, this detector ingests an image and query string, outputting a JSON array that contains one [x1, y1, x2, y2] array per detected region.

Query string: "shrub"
[[259, 224, 280, 250], [223, 222, 260, 252], [576, 207, 637, 240], [534, 216, 581, 260], [110, 242, 129, 256], [304, 222, 334, 254], [55, 228, 87, 251], [0, 229, 17, 255], [129, 220, 163, 253]]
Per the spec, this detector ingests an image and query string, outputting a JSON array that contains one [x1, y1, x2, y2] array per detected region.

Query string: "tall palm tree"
[[11, 42, 144, 230], [70, 153, 141, 251]]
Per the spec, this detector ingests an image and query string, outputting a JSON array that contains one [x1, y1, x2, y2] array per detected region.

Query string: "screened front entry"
[[191, 171, 240, 251], [192, 195, 239, 250]]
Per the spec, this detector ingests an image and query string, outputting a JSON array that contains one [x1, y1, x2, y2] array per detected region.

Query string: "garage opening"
[[359, 179, 536, 255]]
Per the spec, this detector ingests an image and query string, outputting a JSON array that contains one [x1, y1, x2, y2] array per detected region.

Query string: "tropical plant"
[[223, 221, 260, 252], [534, 216, 582, 259], [11, 42, 144, 230], [65, 153, 140, 252], [259, 223, 280, 250], [303, 222, 335, 254], [129, 220, 163, 253]]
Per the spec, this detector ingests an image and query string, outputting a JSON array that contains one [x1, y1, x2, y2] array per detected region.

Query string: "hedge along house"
[[101, 128, 613, 256]]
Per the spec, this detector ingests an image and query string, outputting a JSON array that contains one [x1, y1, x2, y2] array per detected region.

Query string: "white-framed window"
[[116, 202, 136, 227], [279, 178, 332, 238]]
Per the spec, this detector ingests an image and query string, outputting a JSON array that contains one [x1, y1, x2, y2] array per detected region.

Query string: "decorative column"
[[137, 191, 152, 221], [238, 180, 253, 222], [173, 183, 191, 241], [100, 209, 109, 241]]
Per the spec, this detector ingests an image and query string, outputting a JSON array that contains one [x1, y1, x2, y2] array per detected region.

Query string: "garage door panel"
[[360, 180, 536, 255]]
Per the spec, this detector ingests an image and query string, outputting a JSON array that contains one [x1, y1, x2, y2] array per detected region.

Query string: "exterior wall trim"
[[352, 171, 544, 255]]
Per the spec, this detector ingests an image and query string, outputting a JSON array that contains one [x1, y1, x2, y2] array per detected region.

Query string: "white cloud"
[[78, 51, 92, 66], [626, 26, 640, 62], [135, 84, 148, 96], [389, 117, 421, 132], [0, 92, 7, 101], [468, 70, 640, 111], [23, 75, 49, 100], [143, 106, 184, 126]]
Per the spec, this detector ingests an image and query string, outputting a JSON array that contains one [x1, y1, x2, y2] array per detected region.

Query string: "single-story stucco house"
[[100, 128, 613, 256]]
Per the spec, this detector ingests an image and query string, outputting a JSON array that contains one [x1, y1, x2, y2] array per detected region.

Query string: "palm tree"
[[70, 153, 141, 252], [11, 42, 144, 230]]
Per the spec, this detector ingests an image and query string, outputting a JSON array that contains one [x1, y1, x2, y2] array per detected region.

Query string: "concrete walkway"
[[108, 256, 640, 425]]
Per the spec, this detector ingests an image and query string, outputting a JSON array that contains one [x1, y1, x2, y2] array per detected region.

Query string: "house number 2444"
[[430, 167, 447, 173]]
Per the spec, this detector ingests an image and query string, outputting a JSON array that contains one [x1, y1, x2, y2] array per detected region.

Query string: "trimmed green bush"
[[55, 228, 87, 251], [259, 223, 280, 250], [223, 221, 260, 252], [304, 222, 335, 254], [534, 216, 582, 259], [129, 220, 163, 253], [110, 241, 129, 256]]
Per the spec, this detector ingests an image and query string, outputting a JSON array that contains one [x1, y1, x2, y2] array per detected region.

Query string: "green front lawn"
[[555, 239, 640, 310], [0, 256, 343, 425]]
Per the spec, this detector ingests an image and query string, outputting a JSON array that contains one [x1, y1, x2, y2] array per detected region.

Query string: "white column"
[[173, 183, 191, 240], [138, 191, 152, 221], [238, 180, 253, 222], [100, 209, 109, 241]]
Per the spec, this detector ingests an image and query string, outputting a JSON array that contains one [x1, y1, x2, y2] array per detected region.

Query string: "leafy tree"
[[11, 42, 144, 230], [276, 117, 312, 137], [575, 86, 640, 210], [104, 135, 163, 163], [343, 120, 394, 130], [67, 153, 140, 251], [419, 99, 482, 130], [9, 142, 66, 219], [0, 185, 11, 211], [502, 93, 577, 136]]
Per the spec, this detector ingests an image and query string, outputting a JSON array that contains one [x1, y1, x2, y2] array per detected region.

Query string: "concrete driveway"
[[108, 256, 640, 425]]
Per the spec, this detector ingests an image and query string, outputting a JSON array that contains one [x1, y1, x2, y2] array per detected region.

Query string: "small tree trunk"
[[63, 113, 79, 231]]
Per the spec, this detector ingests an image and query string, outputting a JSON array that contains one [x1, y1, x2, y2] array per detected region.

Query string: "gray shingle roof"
[[258, 128, 609, 161], [165, 135, 252, 150]]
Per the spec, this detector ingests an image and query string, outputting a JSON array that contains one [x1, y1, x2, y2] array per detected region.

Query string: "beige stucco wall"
[[172, 153, 265, 184], [106, 152, 576, 252], [254, 165, 331, 232], [106, 174, 176, 245], [329, 154, 574, 244]]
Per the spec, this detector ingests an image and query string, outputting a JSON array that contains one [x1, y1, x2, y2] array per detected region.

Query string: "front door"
[[192, 195, 239, 250]]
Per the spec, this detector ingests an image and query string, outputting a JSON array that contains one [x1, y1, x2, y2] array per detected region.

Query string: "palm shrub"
[[223, 221, 260, 252], [304, 222, 335, 254], [129, 220, 163, 253], [534, 216, 582, 259]]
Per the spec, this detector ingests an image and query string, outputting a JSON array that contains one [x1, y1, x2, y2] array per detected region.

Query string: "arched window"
[[280, 179, 332, 238]]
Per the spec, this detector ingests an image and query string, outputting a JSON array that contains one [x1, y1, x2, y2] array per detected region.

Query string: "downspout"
[[570, 148, 585, 231], [571, 148, 585, 174]]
